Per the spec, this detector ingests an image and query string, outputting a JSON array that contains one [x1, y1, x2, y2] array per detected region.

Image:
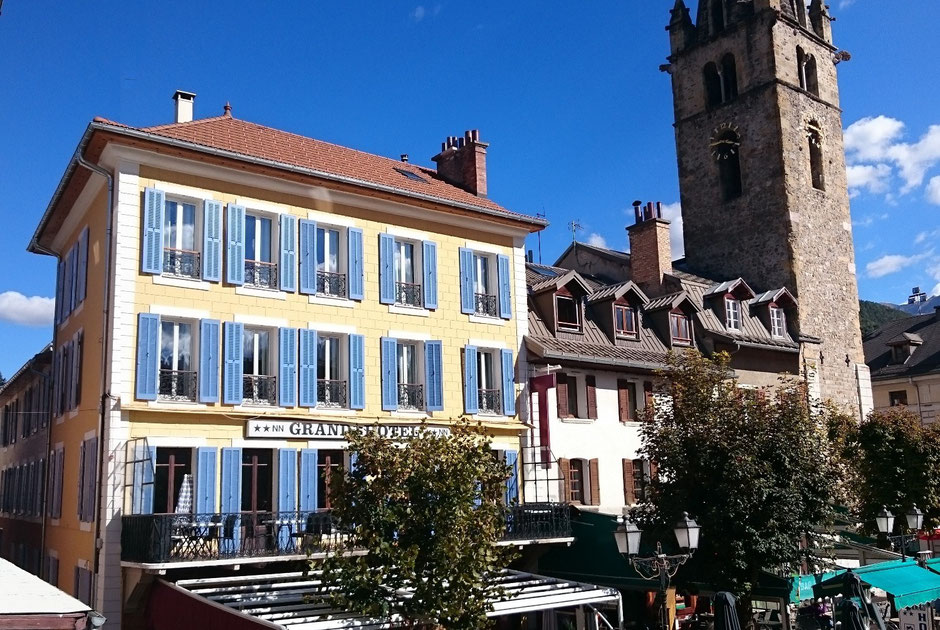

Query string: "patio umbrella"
[[842, 571, 886, 630], [175, 473, 194, 515], [840, 599, 866, 630], [713, 592, 741, 630]]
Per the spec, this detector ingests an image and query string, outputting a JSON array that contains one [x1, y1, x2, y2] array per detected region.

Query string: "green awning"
[[814, 561, 940, 609], [790, 571, 846, 604]]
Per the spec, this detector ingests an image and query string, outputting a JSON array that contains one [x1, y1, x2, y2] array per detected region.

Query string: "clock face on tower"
[[709, 122, 740, 161]]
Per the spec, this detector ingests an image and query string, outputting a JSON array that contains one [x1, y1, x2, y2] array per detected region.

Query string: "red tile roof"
[[91, 111, 544, 227]]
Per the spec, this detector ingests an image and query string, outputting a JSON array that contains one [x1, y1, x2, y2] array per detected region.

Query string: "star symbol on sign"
[[263, 424, 270, 433], [253, 424, 262, 433]]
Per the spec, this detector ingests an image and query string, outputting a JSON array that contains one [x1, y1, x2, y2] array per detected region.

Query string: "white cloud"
[[927, 176, 940, 205], [844, 116, 940, 198], [0, 292, 54, 327], [839, 0, 855, 7], [846, 164, 892, 196], [411, 5, 426, 21], [886, 125, 940, 192], [659, 201, 685, 260], [844, 116, 905, 163], [865, 252, 931, 279], [586, 233, 607, 249]]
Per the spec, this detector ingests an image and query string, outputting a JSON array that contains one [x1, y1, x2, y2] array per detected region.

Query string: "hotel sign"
[[245, 419, 450, 440]]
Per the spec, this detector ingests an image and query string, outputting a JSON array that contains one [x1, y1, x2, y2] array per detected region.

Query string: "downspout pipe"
[[910, 377, 925, 425], [74, 154, 115, 593]]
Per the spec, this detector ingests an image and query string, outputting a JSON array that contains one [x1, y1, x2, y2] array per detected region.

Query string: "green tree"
[[637, 351, 843, 609], [315, 421, 516, 629]]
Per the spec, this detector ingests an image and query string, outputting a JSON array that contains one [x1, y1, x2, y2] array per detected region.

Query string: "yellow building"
[[28, 91, 547, 627]]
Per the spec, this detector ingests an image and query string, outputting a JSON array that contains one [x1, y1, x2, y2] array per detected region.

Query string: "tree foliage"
[[637, 351, 845, 599], [315, 421, 516, 629]]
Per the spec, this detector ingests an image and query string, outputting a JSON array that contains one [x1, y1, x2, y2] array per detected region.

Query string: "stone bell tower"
[[664, 0, 871, 417]]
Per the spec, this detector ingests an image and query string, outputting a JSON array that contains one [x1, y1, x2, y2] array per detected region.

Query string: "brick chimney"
[[627, 201, 672, 297], [432, 130, 488, 197]]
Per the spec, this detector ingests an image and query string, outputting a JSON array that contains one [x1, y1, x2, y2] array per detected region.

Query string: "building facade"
[[666, 0, 871, 417], [27, 93, 547, 626]]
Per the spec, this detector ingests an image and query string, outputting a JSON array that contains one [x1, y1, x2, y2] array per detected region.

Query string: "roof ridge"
[[142, 113, 232, 131]]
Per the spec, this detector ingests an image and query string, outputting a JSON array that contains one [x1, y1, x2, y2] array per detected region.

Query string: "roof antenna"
[[567, 220, 583, 243], [536, 208, 546, 264]]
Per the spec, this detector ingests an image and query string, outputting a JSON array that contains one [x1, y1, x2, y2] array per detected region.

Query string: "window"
[[393, 240, 421, 307], [626, 459, 656, 504], [720, 54, 738, 103], [556, 373, 580, 418], [808, 124, 825, 190], [618, 379, 638, 422], [472, 253, 498, 317], [725, 297, 741, 330], [556, 295, 582, 331], [383, 337, 442, 412], [316, 226, 346, 297], [889, 390, 908, 407], [477, 350, 501, 415], [397, 342, 423, 411], [710, 0, 726, 33], [243, 327, 276, 405], [317, 335, 347, 408], [615, 304, 638, 338], [241, 449, 274, 513], [891, 345, 913, 364], [49, 448, 64, 519], [704, 62, 723, 108], [670, 312, 692, 345], [317, 450, 343, 509], [770, 306, 786, 338], [568, 459, 586, 504], [245, 213, 277, 289], [77, 437, 97, 522], [790, 0, 807, 26], [459, 248, 510, 319], [153, 448, 192, 514], [713, 129, 743, 201], [159, 320, 196, 401], [163, 200, 199, 278]]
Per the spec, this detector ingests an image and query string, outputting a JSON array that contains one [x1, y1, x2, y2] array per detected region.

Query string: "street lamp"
[[614, 510, 701, 630], [875, 504, 924, 562]]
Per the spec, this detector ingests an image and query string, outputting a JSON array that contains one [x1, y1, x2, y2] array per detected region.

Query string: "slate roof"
[[864, 311, 940, 379]]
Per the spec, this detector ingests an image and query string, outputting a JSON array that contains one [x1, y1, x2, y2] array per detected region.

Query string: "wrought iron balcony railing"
[[158, 369, 197, 402], [243, 374, 277, 406], [397, 383, 424, 411], [163, 248, 201, 279], [474, 293, 498, 317], [121, 503, 572, 564], [316, 271, 347, 297], [477, 388, 502, 415], [245, 260, 278, 289], [395, 281, 423, 307], [317, 379, 347, 408]]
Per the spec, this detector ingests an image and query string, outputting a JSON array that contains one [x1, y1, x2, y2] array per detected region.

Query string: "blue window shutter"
[[142, 188, 165, 274], [299, 449, 318, 512], [278, 327, 297, 407], [220, 447, 242, 547], [498, 254, 512, 319], [195, 447, 217, 515], [76, 227, 88, 304], [381, 337, 398, 411], [422, 240, 438, 310], [299, 219, 317, 295], [198, 319, 220, 403], [62, 247, 74, 317], [501, 349, 516, 416], [349, 334, 365, 410], [459, 248, 474, 314], [347, 227, 364, 301], [278, 449, 298, 513], [225, 204, 246, 285], [379, 234, 395, 304], [54, 259, 64, 326], [299, 329, 318, 407], [464, 345, 479, 414], [424, 341, 443, 411], [222, 322, 245, 405], [505, 450, 519, 505], [131, 443, 155, 514], [135, 313, 160, 401], [202, 200, 223, 282], [279, 214, 297, 292]]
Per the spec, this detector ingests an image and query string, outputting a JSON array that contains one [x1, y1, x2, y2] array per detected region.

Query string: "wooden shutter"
[[458, 248, 474, 314], [141, 188, 165, 275], [225, 203, 246, 285], [585, 375, 597, 419], [588, 458, 600, 506], [278, 327, 297, 407], [424, 341, 444, 411], [279, 213, 297, 292], [195, 447, 217, 514], [422, 240, 438, 309], [202, 200, 223, 282], [643, 380, 654, 417], [559, 458, 571, 503], [222, 322, 245, 405], [623, 458, 636, 505], [298, 219, 317, 295], [379, 234, 396, 304], [347, 228, 364, 300], [198, 319, 221, 403], [497, 254, 512, 319], [348, 334, 365, 410], [650, 460, 659, 481], [298, 329, 318, 408], [618, 379, 631, 422], [556, 375, 569, 418], [569, 375, 580, 418], [463, 345, 479, 414], [299, 449, 318, 512], [381, 337, 399, 411], [135, 313, 160, 401]]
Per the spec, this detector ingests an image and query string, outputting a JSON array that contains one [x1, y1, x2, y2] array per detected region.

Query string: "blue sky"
[[0, 0, 938, 377]]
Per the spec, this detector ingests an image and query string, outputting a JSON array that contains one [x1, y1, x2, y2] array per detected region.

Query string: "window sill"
[[236, 285, 287, 300], [388, 304, 429, 317], [309, 294, 355, 308], [79, 522, 92, 532], [148, 400, 209, 410], [472, 413, 511, 421], [311, 407, 355, 416], [234, 403, 285, 412], [469, 314, 506, 326], [557, 326, 583, 334], [559, 417, 594, 425], [153, 275, 211, 291], [390, 410, 428, 419], [615, 334, 639, 341], [68, 409, 79, 420]]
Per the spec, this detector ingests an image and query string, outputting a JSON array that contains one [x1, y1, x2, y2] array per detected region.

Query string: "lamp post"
[[875, 505, 924, 562], [614, 511, 701, 630]]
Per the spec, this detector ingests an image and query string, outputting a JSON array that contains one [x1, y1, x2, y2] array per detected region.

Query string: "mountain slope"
[[859, 299, 911, 337]]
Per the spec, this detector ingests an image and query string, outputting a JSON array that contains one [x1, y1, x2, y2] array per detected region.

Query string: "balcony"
[[245, 260, 278, 290], [121, 504, 572, 565], [158, 369, 197, 402], [316, 271, 346, 298], [163, 248, 201, 279], [398, 383, 423, 411], [477, 388, 502, 415], [243, 374, 277, 406], [474, 293, 498, 317], [395, 281, 422, 307], [317, 379, 347, 408]]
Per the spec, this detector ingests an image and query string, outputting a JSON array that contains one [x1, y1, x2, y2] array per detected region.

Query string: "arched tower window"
[[804, 55, 819, 96], [807, 123, 825, 190], [704, 63, 723, 108], [710, 0, 726, 34], [797, 47, 807, 89], [721, 54, 738, 102], [789, 0, 807, 26], [711, 128, 743, 201]]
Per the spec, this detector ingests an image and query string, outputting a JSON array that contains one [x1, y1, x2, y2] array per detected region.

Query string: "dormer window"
[[615, 304, 638, 339], [770, 306, 786, 338], [556, 294, 582, 332], [670, 311, 692, 346], [725, 297, 741, 331]]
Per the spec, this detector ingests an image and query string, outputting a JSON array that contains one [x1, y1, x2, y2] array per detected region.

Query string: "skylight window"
[[394, 168, 428, 183]]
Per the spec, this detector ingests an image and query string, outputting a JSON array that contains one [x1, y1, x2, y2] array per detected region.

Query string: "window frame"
[[158, 318, 199, 402], [670, 311, 693, 346], [315, 224, 349, 298], [392, 237, 424, 307], [161, 196, 203, 279], [889, 390, 908, 407], [568, 459, 587, 504], [555, 294, 582, 332], [770, 306, 786, 338], [724, 296, 741, 331], [244, 211, 279, 290], [317, 333, 349, 409], [395, 340, 426, 411], [614, 303, 639, 339]]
